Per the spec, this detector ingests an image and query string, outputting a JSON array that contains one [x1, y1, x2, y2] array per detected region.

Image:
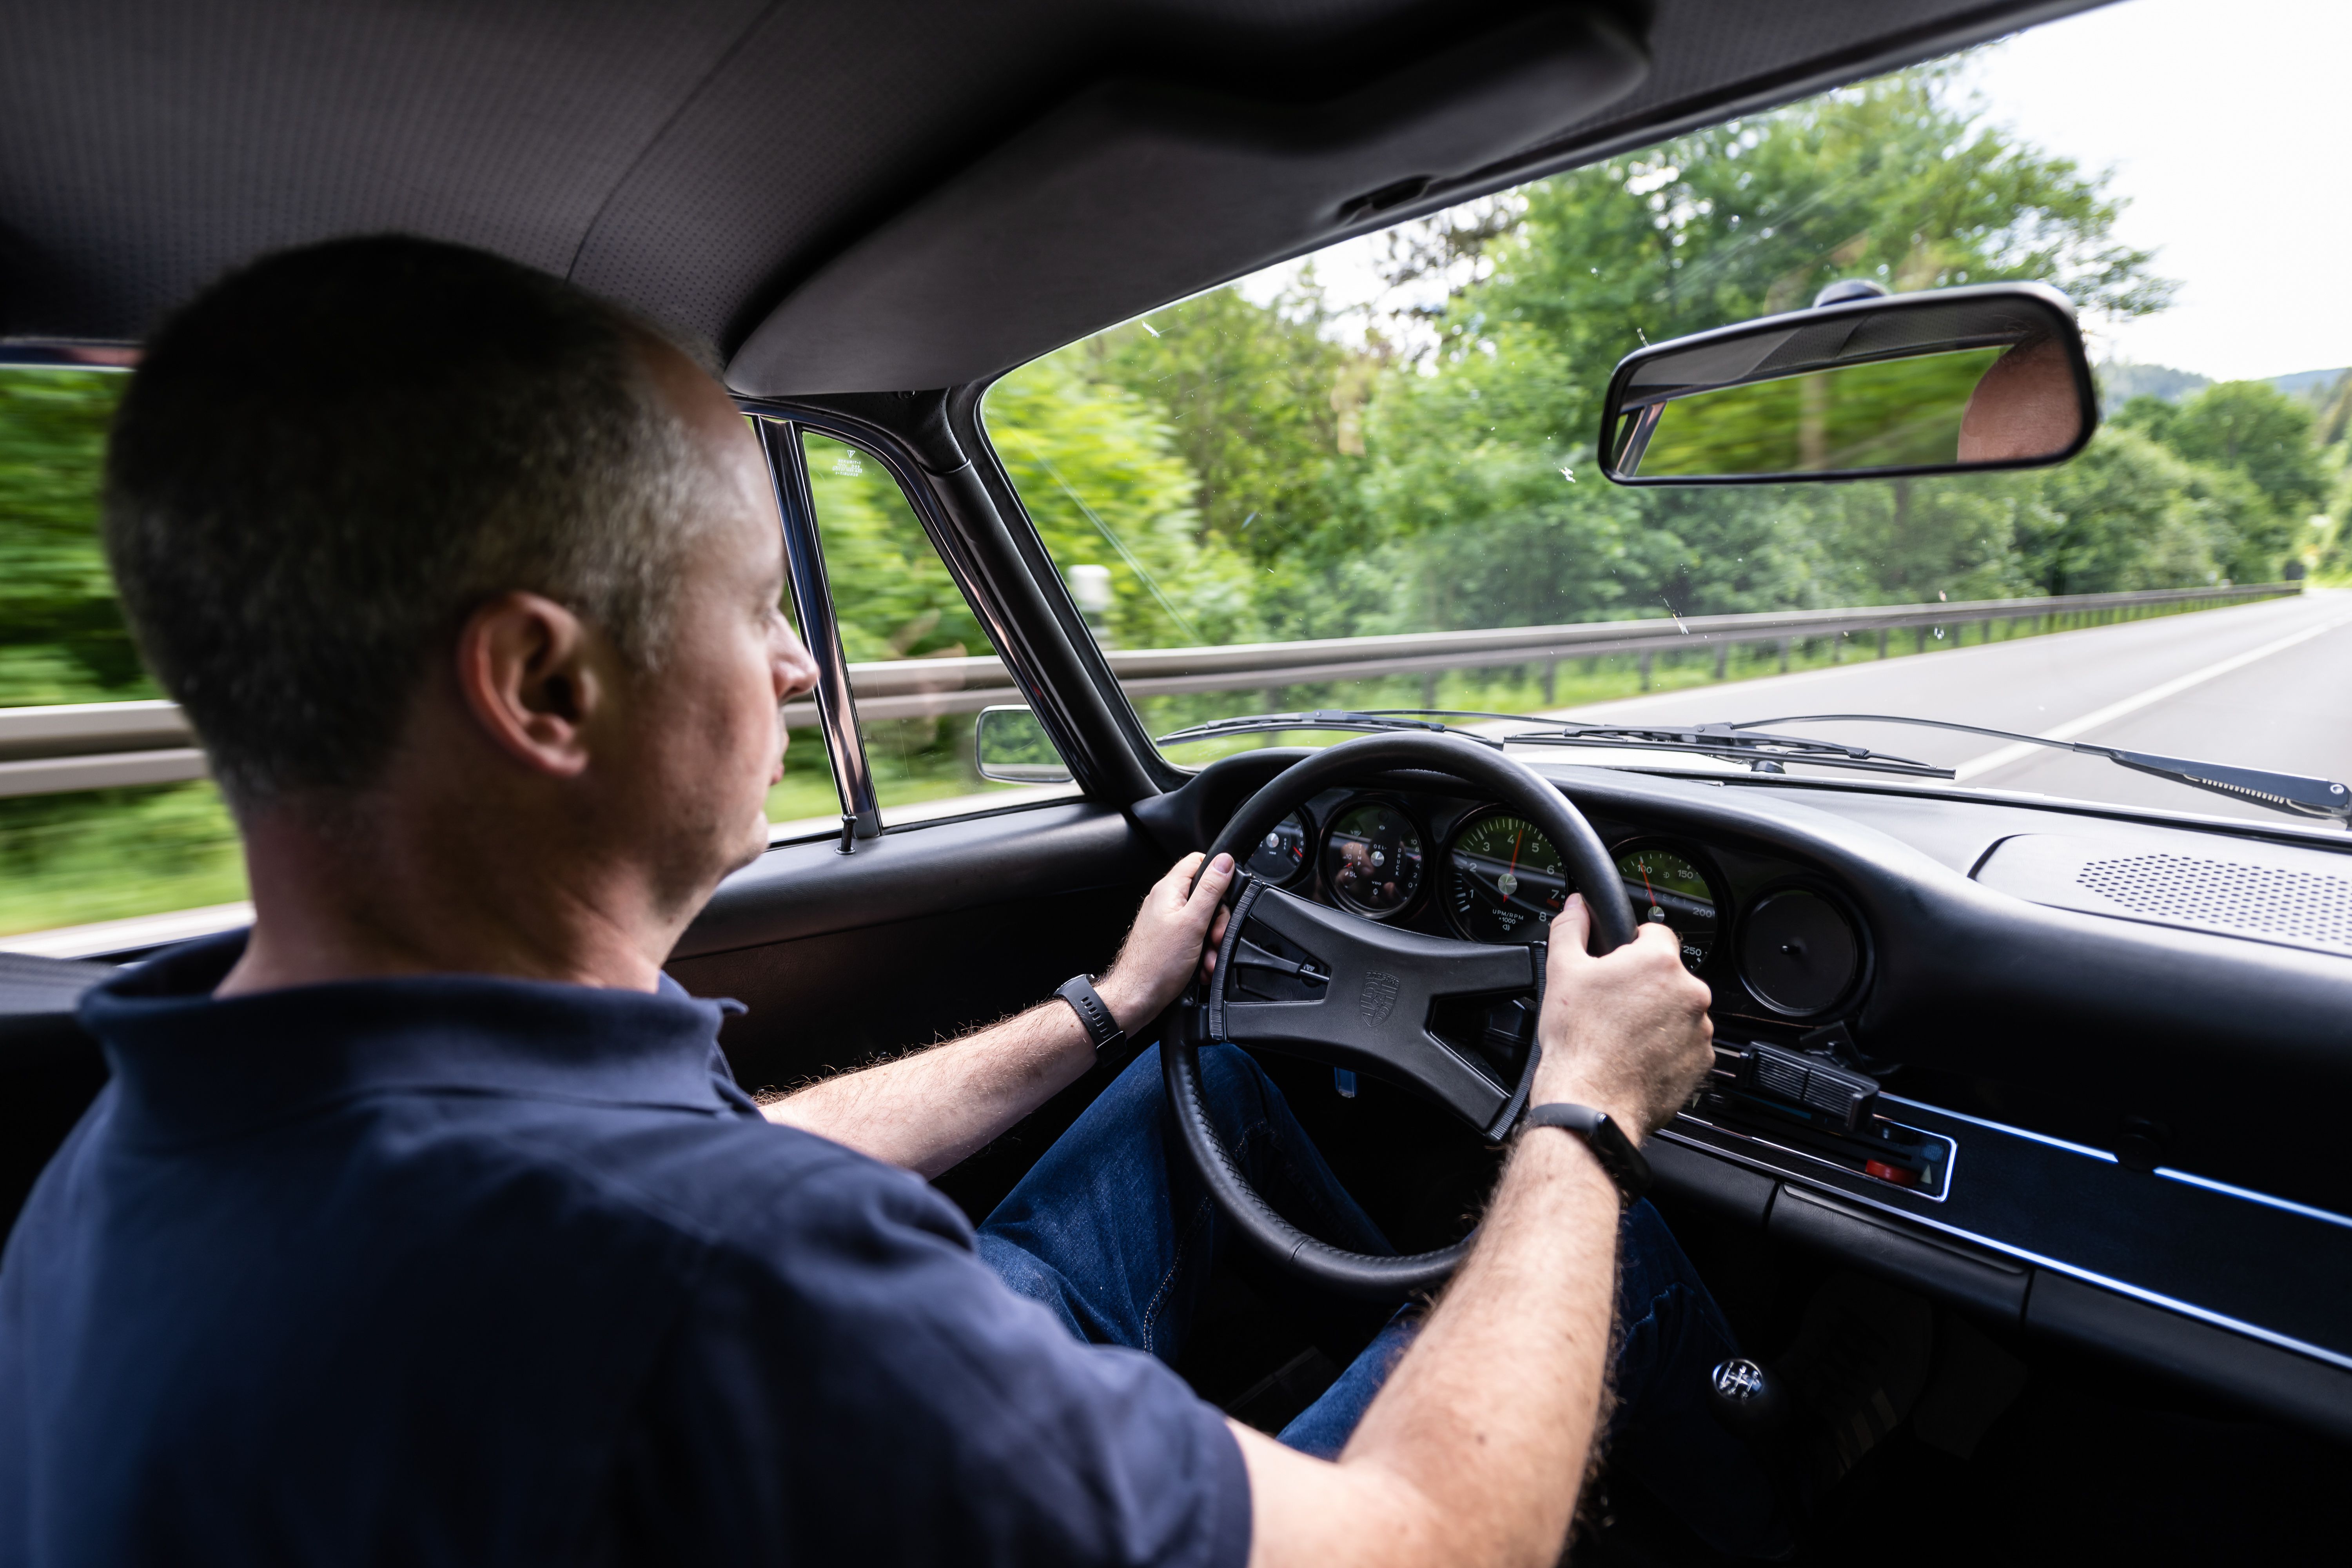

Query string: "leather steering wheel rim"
[[1161, 731, 1639, 1299]]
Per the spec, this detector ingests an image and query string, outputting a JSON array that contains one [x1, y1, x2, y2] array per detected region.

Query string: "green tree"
[[2017, 425, 2255, 594], [1463, 62, 2168, 451], [1083, 286, 1354, 564], [986, 353, 1260, 648], [2155, 382, 2323, 572]]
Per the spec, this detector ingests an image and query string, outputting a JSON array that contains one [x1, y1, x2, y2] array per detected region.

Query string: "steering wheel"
[[1161, 731, 1639, 1299]]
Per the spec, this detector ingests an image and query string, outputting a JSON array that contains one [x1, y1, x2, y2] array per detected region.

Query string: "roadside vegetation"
[[4, 60, 2344, 936]]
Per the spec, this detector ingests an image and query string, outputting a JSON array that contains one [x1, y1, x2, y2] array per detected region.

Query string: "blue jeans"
[[977, 1045, 1787, 1558]]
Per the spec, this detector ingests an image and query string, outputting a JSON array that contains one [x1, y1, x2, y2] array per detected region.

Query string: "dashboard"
[[1239, 786, 1866, 1032], [1133, 747, 2352, 1443]]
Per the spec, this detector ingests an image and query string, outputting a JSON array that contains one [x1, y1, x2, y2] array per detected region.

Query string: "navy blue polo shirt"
[[0, 935, 1250, 1565]]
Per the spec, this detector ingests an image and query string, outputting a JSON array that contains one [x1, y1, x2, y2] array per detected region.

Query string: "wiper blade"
[[1501, 720, 1952, 779], [1154, 710, 1510, 748], [1735, 713, 2352, 827]]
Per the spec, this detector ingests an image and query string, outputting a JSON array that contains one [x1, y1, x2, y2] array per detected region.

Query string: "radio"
[[1687, 1038, 1954, 1197]]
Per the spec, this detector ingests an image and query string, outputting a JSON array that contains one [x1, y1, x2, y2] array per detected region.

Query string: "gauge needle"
[[1639, 864, 1665, 923], [1493, 826, 1524, 904]]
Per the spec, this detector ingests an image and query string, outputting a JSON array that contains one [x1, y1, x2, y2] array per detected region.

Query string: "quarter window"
[[800, 431, 1074, 823]]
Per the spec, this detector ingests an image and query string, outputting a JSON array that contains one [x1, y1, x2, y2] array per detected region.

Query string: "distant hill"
[[2269, 367, 2348, 404], [2097, 361, 2208, 412], [2094, 359, 2349, 416]]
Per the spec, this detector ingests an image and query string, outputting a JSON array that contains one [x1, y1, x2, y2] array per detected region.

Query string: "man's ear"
[[454, 592, 613, 778]]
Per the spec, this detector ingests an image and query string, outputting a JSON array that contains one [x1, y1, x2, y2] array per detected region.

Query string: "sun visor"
[[726, 5, 1647, 397]]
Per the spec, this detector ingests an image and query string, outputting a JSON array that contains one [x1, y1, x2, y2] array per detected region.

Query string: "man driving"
[[0, 237, 1821, 1564]]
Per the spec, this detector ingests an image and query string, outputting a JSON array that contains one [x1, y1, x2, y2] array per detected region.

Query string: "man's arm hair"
[[759, 996, 1101, 1178], [760, 852, 1234, 1176]]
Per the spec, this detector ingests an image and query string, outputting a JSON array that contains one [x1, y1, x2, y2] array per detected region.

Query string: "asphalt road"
[[1531, 588, 2352, 829]]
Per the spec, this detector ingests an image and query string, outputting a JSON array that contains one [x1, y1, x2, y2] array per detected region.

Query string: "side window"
[[0, 363, 249, 951], [800, 431, 1074, 822]]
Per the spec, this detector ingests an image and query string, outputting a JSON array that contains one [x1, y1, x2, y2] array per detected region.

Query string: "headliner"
[[0, 0, 2111, 396]]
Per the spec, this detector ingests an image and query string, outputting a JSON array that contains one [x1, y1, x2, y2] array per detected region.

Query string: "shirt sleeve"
[[590, 1151, 1252, 1568]]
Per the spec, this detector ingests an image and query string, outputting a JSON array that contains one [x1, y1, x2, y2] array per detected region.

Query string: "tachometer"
[[1444, 811, 1570, 945], [1613, 843, 1721, 973], [1322, 800, 1425, 918], [1243, 810, 1313, 887]]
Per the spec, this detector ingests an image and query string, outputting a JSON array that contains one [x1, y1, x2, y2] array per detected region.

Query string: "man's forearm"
[[1232, 1127, 1625, 1568], [760, 851, 1231, 1177], [760, 998, 1098, 1177]]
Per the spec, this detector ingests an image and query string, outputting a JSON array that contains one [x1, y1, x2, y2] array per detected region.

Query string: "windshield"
[[980, 0, 2352, 830]]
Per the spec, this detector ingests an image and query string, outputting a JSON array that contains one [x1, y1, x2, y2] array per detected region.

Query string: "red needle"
[[1507, 826, 1524, 878], [1641, 864, 1655, 905]]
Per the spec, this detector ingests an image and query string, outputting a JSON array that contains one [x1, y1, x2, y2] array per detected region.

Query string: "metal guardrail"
[[0, 583, 2298, 798]]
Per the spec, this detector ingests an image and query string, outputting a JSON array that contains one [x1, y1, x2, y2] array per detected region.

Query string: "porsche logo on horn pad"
[[1358, 971, 1400, 1026]]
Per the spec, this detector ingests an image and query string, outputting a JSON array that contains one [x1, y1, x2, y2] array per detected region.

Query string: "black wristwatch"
[[1521, 1103, 1652, 1206], [1055, 975, 1126, 1054]]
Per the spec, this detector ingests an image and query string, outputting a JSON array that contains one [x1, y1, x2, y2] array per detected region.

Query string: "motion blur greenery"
[[5, 57, 2346, 935], [1632, 349, 2006, 479]]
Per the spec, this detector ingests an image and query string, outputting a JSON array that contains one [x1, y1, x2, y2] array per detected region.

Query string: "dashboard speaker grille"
[[2076, 853, 2352, 949]]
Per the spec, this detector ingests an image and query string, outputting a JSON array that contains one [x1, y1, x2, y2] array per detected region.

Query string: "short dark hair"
[[104, 234, 708, 806]]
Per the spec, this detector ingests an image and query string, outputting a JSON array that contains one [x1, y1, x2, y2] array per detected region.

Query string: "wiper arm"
[[1735, 713, 2352, 828], [1501, 720, 1952, 779], [1155, 710, 1510, 748]]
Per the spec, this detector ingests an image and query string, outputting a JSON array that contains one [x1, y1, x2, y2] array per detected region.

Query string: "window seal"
[[749, 414, 879, 846]]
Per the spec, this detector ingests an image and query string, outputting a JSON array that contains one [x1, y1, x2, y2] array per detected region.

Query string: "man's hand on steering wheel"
[[1098, 851, 1238, 1030], [1535, 893, 1715, 1141]]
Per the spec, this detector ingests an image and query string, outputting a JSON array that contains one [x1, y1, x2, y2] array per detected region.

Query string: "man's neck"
[[215, 790, 673, 998]]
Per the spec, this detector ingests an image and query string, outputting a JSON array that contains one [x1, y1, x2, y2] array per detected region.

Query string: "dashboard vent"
[[2076, 853, 2352, 951]]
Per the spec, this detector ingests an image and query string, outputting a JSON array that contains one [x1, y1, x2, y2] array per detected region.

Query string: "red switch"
[[1863, 1159, 1917, 1186]]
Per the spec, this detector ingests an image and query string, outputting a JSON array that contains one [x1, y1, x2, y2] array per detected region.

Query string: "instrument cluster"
[[1240, 788, 1865, 1021]]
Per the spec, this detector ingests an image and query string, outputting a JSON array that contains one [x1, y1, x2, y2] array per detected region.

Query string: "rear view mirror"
[[1600, 282, 2095, 484], [973, 704, 1073, 784]]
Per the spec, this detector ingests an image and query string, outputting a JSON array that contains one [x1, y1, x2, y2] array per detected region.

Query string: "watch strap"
[[1522, 1102, 1652, 1206], [1055, 975, 1126, 1054]]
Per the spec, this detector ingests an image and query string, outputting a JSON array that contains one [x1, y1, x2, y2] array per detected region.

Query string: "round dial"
[[1243, 810, 1312, 887], [1614, 844, 1720, 973], [1739, 889, 1859, 1014], [1445, 812, 1569, 944], [1322, 800, 1425, 917]]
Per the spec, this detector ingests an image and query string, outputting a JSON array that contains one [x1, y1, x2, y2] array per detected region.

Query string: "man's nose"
[[774, 628, 822, 701]]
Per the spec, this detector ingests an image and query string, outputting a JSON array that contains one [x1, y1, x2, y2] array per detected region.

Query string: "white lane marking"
[[1952, 614, 2352, 780]]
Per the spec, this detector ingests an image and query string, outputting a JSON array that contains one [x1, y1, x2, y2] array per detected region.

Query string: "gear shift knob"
[[1707, 1357, 1789, 1443]]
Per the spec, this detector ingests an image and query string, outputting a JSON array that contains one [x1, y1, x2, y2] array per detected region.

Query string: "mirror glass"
[[1604, 285, 2092, 483], [973, 704, 1073, 783]]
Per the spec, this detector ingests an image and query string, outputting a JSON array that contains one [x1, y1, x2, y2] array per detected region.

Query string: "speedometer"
[[1443, 811, 1569, 944], [1613, 843, 1721, 973]]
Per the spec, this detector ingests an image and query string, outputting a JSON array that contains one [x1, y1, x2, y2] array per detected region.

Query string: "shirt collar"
[[80, 932, 749, 1145]]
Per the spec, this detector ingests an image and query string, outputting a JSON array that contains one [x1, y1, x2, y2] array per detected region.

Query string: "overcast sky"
[[1964, 0, 2352, 381], [1239, 0, 2350, 383]]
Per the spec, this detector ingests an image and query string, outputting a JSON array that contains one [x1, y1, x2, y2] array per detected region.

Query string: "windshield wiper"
[[1723, 713, 2352, 828], [1154, 709, 1512, 748], [1501, 720, 1952, 779]]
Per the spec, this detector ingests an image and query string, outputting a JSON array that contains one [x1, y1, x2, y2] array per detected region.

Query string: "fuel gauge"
[[1613, 843, 1722, 973], [1243, 810, 1313, 887]]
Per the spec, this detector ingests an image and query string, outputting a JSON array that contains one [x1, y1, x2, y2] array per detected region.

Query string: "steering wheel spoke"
[[1163, 730, 1639, 1299], [1209, 880, 1536, 1133]]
